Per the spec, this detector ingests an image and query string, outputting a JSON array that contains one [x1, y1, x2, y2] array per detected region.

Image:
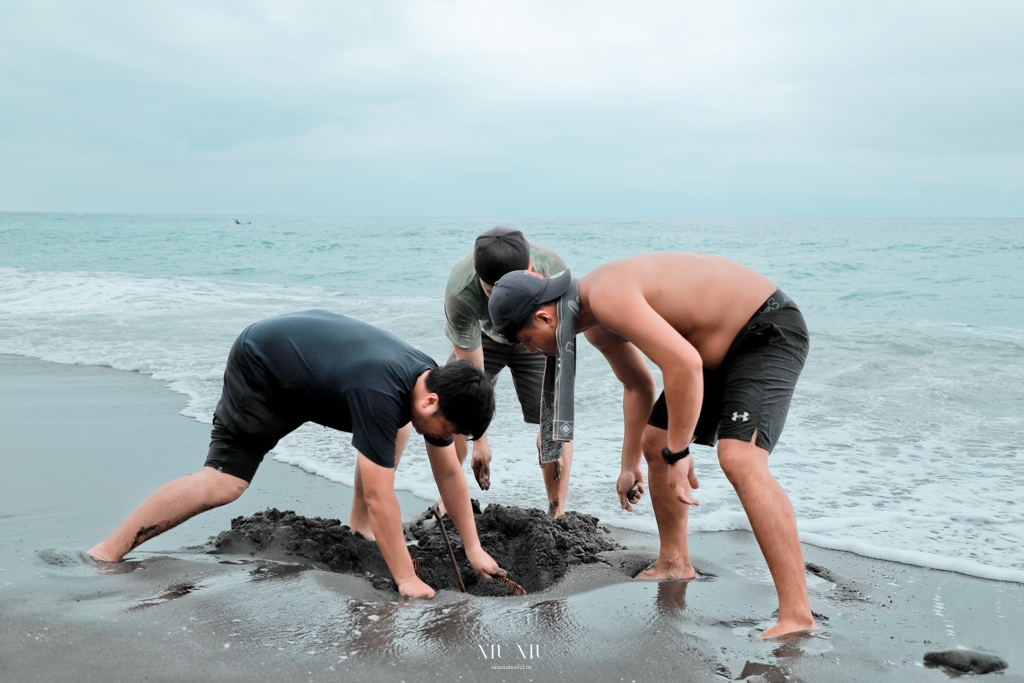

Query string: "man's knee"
[[199, 467, 249, 506], [717, 438, 768, 484], [640, 427, 666, 462]]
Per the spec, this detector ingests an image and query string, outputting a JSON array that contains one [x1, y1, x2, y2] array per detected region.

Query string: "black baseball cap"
[[474, 226, 531, 286], [488, 269, 572, 340]]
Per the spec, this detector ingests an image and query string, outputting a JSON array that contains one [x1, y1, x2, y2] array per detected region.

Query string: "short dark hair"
[[474, 226, 530, 286], [425, 361, 495, 440]]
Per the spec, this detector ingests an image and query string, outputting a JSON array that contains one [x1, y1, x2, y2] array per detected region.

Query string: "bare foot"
[[547, 499, 564, 518], [760, 617, 818, 640], [635, 559, 696, 581], [348, 523, 374, 540]]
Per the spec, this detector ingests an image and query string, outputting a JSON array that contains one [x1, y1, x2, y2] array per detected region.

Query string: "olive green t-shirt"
[[444, 243, 568, 350]]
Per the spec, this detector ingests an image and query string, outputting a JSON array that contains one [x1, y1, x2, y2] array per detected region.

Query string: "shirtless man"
[[441, 226, 573, 517], [88, 310, 506, 598], [487, 254, 814, 638]]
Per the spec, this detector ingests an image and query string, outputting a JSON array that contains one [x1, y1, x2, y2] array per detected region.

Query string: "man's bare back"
[[577, 253, 777, 368]]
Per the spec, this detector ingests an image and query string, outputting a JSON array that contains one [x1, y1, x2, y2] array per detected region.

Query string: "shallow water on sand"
[[9, 529, 1024, 682]]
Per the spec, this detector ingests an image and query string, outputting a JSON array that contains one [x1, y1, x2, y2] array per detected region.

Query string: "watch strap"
[[661, 445, 690, 464]]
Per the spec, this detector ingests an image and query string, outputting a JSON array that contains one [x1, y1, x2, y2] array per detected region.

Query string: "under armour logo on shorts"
[[731, 411, 750, 422]]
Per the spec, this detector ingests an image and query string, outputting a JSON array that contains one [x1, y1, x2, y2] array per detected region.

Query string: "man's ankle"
[[87, 544, 119, 563]]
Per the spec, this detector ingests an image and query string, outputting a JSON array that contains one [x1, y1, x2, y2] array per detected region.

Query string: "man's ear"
[[534, 305, 557, 328], [422, 391, 440, 412]]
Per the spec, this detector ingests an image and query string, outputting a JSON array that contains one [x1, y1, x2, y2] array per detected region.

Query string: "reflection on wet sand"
[[528, 598, 569, 630], [655, 579, 689, 614]]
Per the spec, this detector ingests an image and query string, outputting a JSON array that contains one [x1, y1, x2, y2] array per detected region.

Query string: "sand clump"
[[923, 650, 1008, 675], [211, 503, 621, 596]]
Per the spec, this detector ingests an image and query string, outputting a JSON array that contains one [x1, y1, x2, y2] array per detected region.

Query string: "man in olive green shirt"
[[444, 227, 573, 517]]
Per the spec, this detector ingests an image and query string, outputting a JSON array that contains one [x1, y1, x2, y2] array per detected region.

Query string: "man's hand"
[[466, 546, 506, 578], [397, 576, 436, 599], [546, 456, 563, 482], [471, 441, 492, 490], [665, 455, 700, 506], [617, 467, 646, 512]]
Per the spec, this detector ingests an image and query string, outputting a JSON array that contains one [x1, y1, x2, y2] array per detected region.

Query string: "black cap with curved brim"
[[474, 226, 531, 286], [488, 269, 572, 341]]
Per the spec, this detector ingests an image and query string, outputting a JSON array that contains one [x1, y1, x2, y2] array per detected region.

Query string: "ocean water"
[[2, 213, 1022, 582]]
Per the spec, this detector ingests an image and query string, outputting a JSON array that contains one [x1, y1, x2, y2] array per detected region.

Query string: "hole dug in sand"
[[211, 504, 621, 596]]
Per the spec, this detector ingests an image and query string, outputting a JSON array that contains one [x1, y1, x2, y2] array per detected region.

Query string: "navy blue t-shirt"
[[237, 310, 452, 468]]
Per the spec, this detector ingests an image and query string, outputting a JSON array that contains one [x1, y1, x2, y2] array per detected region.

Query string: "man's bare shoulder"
[[579, 252, 777, 365], [582, 253, 700, 307], [583, 252, 772, 295], [587, 251, 726, 275], [582, 324, 628, 350]]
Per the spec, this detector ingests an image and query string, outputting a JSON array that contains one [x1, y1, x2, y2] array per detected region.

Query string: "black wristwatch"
[[661, 445, 690, 465]]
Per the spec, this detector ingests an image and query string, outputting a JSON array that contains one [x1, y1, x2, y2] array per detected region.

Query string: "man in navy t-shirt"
[[89, 311, 505, 598]]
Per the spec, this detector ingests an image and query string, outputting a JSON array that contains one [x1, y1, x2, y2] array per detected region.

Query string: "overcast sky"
[[1, 1, 1021, 217]]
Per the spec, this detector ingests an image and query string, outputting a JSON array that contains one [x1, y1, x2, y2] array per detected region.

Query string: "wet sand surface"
[[2, 354, 1023, 682]]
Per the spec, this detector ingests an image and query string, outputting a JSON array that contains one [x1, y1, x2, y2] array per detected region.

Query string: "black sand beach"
[[2, 354, 1022, 682]]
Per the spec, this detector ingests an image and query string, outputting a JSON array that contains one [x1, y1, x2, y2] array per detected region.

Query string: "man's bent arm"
[[452, 344, 493, 479], [585, 327, 656, 470], [452, 343, 485, 370], [585, 327, 657, 510], [357, 453, 433, 597], [426, 441, 505, 577], [589, 293, 703, 452]]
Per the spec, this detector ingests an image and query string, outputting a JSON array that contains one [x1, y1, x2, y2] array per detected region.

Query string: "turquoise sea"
[[2, 213, 1022, 581]]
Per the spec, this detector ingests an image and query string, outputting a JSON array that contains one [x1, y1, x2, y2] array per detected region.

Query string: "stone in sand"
[[924, 649, 1008, 674], [738, 661, 787, 683]]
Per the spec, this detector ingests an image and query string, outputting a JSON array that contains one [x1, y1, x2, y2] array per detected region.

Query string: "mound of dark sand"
[[211, 504, 620, 596], [924, 649, 1008, 674]]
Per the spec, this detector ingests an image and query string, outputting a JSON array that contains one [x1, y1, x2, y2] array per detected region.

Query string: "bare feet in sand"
[[759, 617, 818, 640], [634, 558, 696, 581]]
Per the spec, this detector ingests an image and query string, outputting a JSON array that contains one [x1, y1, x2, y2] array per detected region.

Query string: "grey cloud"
[[0, 0, 1022, 216]]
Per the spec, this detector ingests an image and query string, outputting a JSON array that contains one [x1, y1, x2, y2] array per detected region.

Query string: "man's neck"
[[574, 280, 599, 333], [410, 370, 431, 406]]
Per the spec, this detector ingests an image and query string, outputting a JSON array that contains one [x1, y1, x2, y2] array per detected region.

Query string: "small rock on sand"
[[923, 649, 1008, 674]]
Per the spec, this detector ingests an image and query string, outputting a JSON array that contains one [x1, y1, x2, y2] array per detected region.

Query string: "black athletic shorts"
[[205, 338, 303, 483], [447, 334, 545, 424], [647, 290, 808, 454]]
